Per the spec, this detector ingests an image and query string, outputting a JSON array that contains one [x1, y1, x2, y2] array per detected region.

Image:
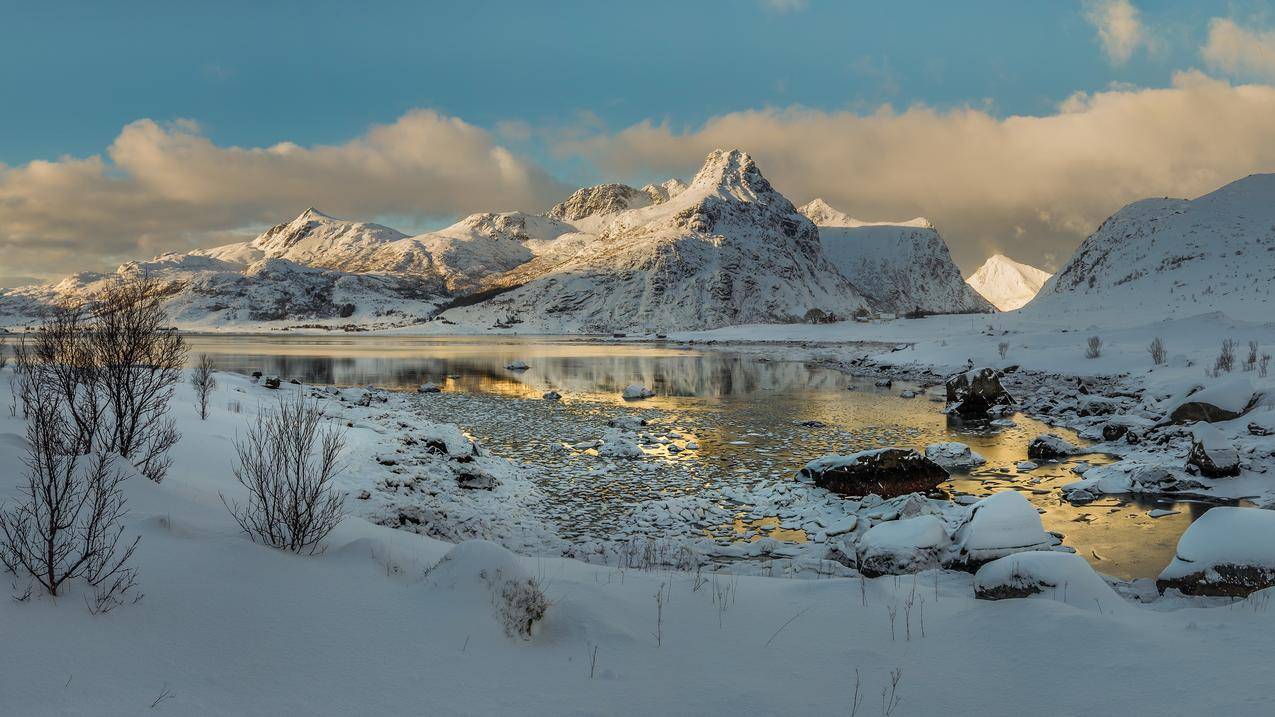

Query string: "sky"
[[4, 0, 1275, 285]]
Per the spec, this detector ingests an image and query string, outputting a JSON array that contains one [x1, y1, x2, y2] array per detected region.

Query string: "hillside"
[[1026, 174, 1275, 322], [798, 199, 992, 315]]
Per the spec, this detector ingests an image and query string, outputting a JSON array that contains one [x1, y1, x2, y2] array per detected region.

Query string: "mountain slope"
[[1026, 174, 1275, 321], [965, 254, 1052, 311], [442, 150, 871, 331], [798, 199, 992, 315]]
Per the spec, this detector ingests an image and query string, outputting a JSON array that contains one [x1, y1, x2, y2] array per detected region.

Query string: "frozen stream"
[[189, 334, 1220, 579]]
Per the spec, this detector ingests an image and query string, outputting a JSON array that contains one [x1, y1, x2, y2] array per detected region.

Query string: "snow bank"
[[975, 551, 1124, 612], [1158, 507, 1275, 597]]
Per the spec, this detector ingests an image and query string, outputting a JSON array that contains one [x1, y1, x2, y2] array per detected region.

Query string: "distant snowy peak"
[[966, 254, 1052, 312], [248, 208, 409, 270], [798, 198, 933, 230], [802, 199, 991, 315], [1027, 173, 1275, 322]]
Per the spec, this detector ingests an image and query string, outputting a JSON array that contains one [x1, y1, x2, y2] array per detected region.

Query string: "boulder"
[[1168, 377, 1257, 424], [418, 382, 442, 393], [945, 368, 1014, 417], [1185, 424, 1240, 478], [1027, 433, 1079, 461], [455, 467, 497, 490], [505, 360, 530, 371], [421, 424, 482, 460], [856, 515, 948, 576], [975, 551, 1123, 611], [262, 376, 281, 389], [542, 390, 561, 400], [621, 383, 654, 400], [798, 448, 948, 498], [1157, 507, 1275, 597], [597, 428, 643, 458], [949, 491, 1051, 569], [923, 442, 987, 470]]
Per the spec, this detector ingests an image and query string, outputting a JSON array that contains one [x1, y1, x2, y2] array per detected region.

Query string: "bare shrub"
[[997, 341, 1009, 359], [1148, 337, 1166, 366], [223, 393, 345, 554], [0, 386, 139, 602], [91, 276, 187, 482], [1244, 341, 1259, 372], [191, 354, 217, 420], [12, 306, 102, 452], [1261, 354, 1271, 378], [0, 338, 8, 372], [1085, 336, 1102, 359], [1215, 339, 1235, 374]]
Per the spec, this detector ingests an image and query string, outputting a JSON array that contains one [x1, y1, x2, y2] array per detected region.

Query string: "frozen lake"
[[188, 334, 1218, 579]]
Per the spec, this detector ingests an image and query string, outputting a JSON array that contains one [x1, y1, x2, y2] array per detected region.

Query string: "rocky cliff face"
[[799, 199, 992, 315]]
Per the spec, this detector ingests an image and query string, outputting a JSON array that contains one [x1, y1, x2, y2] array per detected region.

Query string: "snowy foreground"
[[3, 361, 1275, 715]]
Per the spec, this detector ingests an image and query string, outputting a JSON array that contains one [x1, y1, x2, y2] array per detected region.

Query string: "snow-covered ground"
[[3, 362, 1275, 714]]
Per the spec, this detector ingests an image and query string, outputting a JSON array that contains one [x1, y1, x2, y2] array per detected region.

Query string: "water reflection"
[[186, 334, 1216, 579]]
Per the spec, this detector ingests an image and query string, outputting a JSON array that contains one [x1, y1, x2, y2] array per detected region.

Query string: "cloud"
[[555, 72, 1275, 272], [0, 110, 566, 281], [1082, 0, 1145, 65], [1203, 18, 1275, 80]]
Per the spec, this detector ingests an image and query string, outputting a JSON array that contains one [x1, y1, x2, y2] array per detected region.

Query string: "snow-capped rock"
[[1157, 507, 1275, 597], [975, 551, 1123, 611], [965, 254, 1052, 311], [856, 514, 948, 576], [1026, 173, 1275, 322], [1186, 423, 1240, 478], [1027, 433, 1080, 461], [799, 198, 992, 315], [951, 492, 1051, 567], [924, 442, 988, 470]]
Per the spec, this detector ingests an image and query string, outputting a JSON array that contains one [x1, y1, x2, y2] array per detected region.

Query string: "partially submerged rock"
[[856, 515, 947, 576], [1027, 433, 1079, 461], [1186, 424, 1240, 478], [418, 382, 442, 393], [1168, 378, 1258, 424], [621, 383, 654, 400], [923, 442, 987, 470], [505, 360, 530, 371], [945, 368, 1014, 417], [798, 448, 948, 498], [542, 390, 561, 400], [1157, 507, 1275, 597], [597, 428, 643, 458], [950, 492, 1051, 568]]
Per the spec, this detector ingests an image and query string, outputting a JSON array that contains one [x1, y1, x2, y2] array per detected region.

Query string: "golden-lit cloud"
[[1203, 18, 1275, 80], [0, 110, 565, 281], [555, 71, 1275, 272], [1082, 0, 1147, 65]]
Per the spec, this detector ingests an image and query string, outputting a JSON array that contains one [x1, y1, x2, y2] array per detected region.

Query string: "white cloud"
[[555, 72, 1275, 272], [1203, 18, 1275, 80], [1082, 0, 1145, 65], [0, 110, 566, 281]]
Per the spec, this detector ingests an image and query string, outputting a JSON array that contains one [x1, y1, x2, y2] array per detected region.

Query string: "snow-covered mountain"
[[798, 199, 992, 315], [441, 150, 872, 331], [1026, 174, 1275, 322], [965, 254, 1052, 311]]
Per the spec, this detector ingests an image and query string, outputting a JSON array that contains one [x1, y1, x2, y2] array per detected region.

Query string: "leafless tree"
[[191, 354, 217, 420], [12, 306, 103, 452], [90, 276, 187, 482], [997, 341, 1009, 359], [1085, 336, 1102, 359], [223, 393, 345, 554], [1147, 336, 1166, 366], [1260, 353, 1271, 379], [0, 386, 139, 601], [1244, 340, 1259, 372]]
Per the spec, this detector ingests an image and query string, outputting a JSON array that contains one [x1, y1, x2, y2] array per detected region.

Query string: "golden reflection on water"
[[733, 516, 809, 543]]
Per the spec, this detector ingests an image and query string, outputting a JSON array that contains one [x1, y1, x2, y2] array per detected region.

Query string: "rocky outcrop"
[[798, 448, 948, 498], [945, 368, 1014, 417]]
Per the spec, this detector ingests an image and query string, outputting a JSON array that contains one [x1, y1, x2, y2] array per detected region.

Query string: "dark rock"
[[1186, 425, 1240, 478], [456, 467, 496, 490], [945, 368, 1014, 417], [1157, 564, 1275, 598], [1102, 423, 1129, 441], [1027, 434, 1078, 461], [798, 448, 948, 498], [262, 376, 281, 389]]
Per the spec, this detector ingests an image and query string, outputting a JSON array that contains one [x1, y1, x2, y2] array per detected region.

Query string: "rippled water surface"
[[188, 334, 1214, 579]]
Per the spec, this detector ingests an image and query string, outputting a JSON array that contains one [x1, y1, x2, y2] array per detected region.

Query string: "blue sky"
[[4, 0, 1275, 282]]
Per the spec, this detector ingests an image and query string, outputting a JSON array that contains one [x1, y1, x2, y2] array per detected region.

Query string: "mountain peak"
[[966, 254, 1052, 311], [690, 149, 764, 191], [799, 198, 853, 226], [296, 207, 334, 222]]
